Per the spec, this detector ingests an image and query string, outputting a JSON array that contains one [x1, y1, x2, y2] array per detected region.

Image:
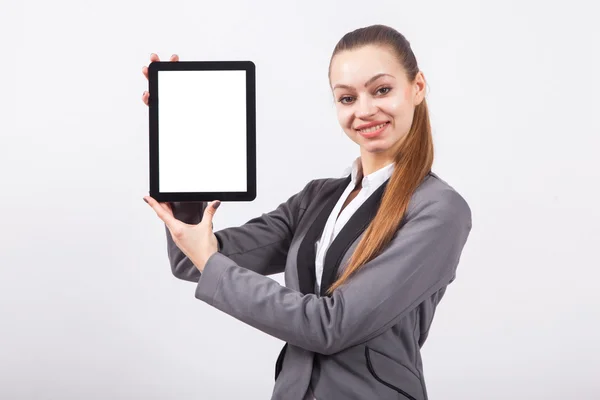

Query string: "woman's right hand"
[[141, 53, 179, 106]]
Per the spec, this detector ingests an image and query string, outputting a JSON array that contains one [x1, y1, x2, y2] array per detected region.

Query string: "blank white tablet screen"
[[158, 70, 247, 193]]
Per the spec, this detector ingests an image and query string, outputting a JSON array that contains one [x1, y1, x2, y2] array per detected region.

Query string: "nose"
[[355, 96, 377, 119]]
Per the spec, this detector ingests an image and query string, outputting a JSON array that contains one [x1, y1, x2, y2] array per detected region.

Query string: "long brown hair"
[[325, 24, 434, 295]]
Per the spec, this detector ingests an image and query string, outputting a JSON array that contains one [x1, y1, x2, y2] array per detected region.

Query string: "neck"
[[359, 133, 406, 175], [358, 152, 395, 176]]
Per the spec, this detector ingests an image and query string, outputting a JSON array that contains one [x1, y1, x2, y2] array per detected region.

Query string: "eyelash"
[[338, 86, 392, 104]]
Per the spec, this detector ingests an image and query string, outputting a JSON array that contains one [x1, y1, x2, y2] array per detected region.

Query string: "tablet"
[[148, 60, 256, 202]]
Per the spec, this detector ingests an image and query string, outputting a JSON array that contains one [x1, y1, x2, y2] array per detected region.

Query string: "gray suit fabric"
[[165, 171, 472, 400]]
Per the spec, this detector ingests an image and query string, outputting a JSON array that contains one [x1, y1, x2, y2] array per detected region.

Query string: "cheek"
[[336, 108, 354, 128], [385, 93, 408, 114], [385, 96, 413, 124]]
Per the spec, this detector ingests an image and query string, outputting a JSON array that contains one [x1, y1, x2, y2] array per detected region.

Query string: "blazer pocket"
[[365, 346, 423, 400]]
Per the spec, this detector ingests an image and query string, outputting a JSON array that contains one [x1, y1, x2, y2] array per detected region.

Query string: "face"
[[329, 45, 426, 164]]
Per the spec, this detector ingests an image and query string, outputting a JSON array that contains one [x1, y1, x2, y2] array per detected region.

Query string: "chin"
[[364, 145, 392, 154], [359, 140, 389, 152]]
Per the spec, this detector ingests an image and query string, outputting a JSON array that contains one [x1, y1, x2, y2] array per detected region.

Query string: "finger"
[[142, 53, 160, 80], [143, 53, 160, 81], [202, 200, 221, 226], [142, 54, 177, 103], [159, 201, 173, 215], [144, 196, 180, 230], [144, 54, 174, 80]]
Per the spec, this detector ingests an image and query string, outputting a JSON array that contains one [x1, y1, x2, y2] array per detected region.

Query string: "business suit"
[[165, 169, 472, 400]]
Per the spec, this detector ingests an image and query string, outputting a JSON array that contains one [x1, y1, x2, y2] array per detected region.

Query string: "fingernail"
[[213, 200, 221, 209], [143, 197, 148, 204]]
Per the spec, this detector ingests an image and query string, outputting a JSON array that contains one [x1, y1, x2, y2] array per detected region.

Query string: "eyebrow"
[[332, 73, 395, 90]]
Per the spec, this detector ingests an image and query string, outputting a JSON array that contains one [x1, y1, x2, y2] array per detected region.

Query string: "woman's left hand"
[[143, 196, 221, 273]]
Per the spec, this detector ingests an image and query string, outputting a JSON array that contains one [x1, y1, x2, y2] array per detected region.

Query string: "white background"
[[1, 0, 598, 399]]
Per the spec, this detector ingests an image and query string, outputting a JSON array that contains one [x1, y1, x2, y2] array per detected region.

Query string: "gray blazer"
[[165, 171, 472, 400]]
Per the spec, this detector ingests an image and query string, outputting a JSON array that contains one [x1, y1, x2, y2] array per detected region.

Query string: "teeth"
[[358, 122, 388, 133]]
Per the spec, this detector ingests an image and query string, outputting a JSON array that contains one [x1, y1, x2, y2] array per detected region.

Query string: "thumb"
[[203, 200, 221, 226]]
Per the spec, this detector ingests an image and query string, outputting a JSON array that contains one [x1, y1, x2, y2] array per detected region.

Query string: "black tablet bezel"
[[148, 60, 256, 202]]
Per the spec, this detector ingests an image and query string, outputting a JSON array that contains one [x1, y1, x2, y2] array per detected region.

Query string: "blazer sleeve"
[[193, 189, 472, 355], [165, 179, 316, 282]]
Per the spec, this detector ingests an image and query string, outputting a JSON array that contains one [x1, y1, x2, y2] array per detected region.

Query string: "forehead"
[[330, 45, 404, 87]]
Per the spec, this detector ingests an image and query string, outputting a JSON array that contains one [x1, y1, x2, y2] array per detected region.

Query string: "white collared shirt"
[[314, 156, 395, 294]]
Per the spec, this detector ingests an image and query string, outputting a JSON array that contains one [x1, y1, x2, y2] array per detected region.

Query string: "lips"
[[355, 121, 390, 130], [357, 121, 390, 138]]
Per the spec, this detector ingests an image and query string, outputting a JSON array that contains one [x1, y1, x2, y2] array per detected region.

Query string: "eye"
[[337, 86, 392, 105]]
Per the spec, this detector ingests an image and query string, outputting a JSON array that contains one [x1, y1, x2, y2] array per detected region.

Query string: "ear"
[[413, 71, 426, 106]]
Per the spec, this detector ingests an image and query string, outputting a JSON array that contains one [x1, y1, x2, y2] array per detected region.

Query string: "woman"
[[142, 24, 472, 400]]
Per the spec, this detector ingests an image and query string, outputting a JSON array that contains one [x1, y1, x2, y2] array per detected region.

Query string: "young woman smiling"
[[143, 24, 472, 400]]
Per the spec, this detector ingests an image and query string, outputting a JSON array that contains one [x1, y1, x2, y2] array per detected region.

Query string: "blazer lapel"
[[277, 175, 392, 382], [296, 175, 391, 297], [297, 176, 350, 295], [319, 179, 390, 296]]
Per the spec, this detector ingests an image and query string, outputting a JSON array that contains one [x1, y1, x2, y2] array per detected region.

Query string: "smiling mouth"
[[356, 121, 390, 134]]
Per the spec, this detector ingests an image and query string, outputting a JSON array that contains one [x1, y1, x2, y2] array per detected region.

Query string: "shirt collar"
[[341, 156, 395, 189]]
